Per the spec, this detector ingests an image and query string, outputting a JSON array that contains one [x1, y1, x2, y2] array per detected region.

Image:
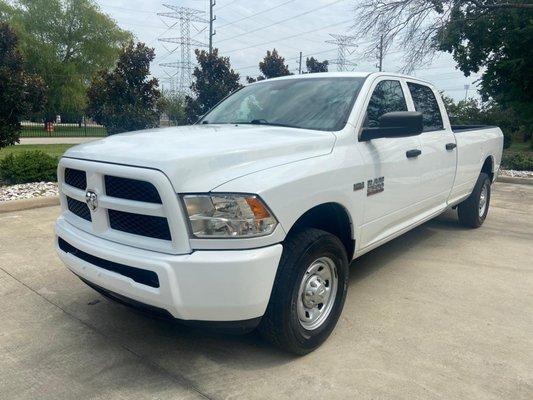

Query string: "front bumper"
[[55, 216, 283, 323]]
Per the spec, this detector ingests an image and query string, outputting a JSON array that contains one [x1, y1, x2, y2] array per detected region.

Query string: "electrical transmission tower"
[[326, 34, 358, 72], [158, 4, 207, 95]]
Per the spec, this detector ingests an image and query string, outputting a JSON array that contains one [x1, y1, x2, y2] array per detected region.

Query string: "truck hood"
[[64, 124, 336, 192]]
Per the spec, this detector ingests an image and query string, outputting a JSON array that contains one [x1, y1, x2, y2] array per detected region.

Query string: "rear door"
[[357, 78, 424, 249], [406, 81, 456, 210]]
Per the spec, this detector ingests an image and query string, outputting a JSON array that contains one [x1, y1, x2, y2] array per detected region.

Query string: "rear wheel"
[[458, 172, 491, 228], [258, 228, 349, 355]]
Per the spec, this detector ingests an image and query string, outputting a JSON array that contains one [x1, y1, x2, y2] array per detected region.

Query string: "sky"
[[95, 0, 482, 101]]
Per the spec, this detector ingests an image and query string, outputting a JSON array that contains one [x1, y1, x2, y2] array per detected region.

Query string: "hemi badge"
[[353, 182, 365, 191]]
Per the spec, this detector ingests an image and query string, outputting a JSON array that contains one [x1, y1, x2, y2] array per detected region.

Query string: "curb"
[[496, 176, 533, 186], [0, 196, 60, 214]]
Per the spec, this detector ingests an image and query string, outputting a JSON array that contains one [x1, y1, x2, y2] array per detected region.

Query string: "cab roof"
[[250, 71, 434, 86]]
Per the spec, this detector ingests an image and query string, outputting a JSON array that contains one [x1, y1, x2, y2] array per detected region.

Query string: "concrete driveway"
[[1, 182, 532, 400]]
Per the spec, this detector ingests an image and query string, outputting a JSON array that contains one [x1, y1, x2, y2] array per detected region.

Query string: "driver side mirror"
[[361, 111, 423, 141]]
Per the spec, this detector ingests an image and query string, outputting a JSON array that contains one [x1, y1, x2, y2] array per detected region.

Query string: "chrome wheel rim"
[[297, 256, 338, 330], [479, 183, 488, 217]]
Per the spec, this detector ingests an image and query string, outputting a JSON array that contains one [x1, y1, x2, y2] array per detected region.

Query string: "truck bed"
[[452, 125, 498, 133]]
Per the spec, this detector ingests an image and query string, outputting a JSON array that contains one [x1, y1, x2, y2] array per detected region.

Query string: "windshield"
[[199, 77, 365, 131]]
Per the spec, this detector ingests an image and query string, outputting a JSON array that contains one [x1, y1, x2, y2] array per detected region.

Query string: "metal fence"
[[20, 121, 107, 137]]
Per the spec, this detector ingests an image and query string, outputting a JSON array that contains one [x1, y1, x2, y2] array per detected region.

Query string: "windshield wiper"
[[236, 119, 300, 129]]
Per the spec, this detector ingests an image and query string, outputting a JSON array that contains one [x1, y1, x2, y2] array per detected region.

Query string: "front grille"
[[58, 238, 160, 288], [67, 197, 91, 221], [60, 161, 180, 252], [105, 176, 162, 204], [64, 168, 87, 190], [108, 209, 171, 241]]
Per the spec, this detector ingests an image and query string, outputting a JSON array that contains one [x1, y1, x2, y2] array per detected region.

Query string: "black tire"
[[258, 228, 349, 355], [457, 172, 491, 228]]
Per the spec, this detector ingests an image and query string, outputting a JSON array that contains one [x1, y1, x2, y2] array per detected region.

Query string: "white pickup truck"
[[55, 72, 503, 354]]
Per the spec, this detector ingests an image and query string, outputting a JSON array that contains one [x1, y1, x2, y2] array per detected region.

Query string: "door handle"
[[446, 143, 457, 150], [406, 149, 422, 158]]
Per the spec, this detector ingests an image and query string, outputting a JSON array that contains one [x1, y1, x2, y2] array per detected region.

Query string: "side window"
[[364, 80, 407, 127], [407, 82, 444, 131]]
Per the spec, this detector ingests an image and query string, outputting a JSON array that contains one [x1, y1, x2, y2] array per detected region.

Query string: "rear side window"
[[364, 80, 408, 127], [407, 82, 444, 131]]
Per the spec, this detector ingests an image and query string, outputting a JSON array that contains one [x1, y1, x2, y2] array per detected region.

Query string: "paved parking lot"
[[1, 182, 532, 400]]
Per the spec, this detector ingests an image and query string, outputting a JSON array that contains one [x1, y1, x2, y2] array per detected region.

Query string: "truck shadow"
[[79, 209, 469, 380], [349, 209, 463, 281]]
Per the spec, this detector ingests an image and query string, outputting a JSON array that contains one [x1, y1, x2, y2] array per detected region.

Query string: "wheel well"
[[481, 156, 494, 182], [289, 203, 354, 260]]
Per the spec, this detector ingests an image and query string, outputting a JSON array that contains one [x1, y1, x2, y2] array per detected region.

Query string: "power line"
[[233, 47, 338, 71], [217, 0, 240, 11], [217, 0, 346, 43], [217, 0, 297, 29], [224, 17, 353, 54]]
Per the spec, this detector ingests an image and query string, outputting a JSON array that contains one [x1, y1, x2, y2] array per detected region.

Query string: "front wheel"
[[258, 228, 349, 355], [458, 172, 491, 228]]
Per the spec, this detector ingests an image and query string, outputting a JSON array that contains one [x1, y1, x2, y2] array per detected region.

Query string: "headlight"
[[182, 194, 278, 238]]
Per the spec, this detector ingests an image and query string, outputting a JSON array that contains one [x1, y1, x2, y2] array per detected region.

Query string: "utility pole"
[[378, 35, 384, 72], [298, 51, 303, 74], [464, 84, 470, 101], [209, 0, 216, 54]]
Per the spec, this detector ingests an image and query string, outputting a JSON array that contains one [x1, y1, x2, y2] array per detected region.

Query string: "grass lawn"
[[0, 144, 75, 160]]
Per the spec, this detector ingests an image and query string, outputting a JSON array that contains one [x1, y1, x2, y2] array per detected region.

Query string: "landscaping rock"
[[0, 182, 58, 202], [500, 169, 533, 178]]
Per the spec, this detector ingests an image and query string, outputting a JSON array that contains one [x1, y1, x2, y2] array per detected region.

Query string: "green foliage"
[[352, 1, 532, 137], [501, 152, 533, 171], [442, 95, 527, 149], [438, 3, 533, 134], [0, 150, 57, 184], [186, 48, 241, 123], [306, 57, 329, 73], [0, 22, 46, 149], [1, 0, 131, 121], [259, 49, 291, 79], [158, 92, 187, 126], [87, 42, 161, 135]]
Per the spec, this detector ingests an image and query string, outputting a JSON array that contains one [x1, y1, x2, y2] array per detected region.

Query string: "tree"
[[442, 95, 521, 149], [259, 49, 291, 79], [0, 22, 46, 149], [352, 1, 533, 133], [245, 75, 265, 84], [306, 57, 329, 73], [1, 0, 131, 121], [438, 3, 533, 136], [87, 42, 161, 135], [186, 48, 241, 122], [158, 92, 187, 126]]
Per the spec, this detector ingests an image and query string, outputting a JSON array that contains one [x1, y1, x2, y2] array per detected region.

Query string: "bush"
[[503, 131, 512, 149], [501, 152, 533, 171], [0, 150, 58, 184]]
